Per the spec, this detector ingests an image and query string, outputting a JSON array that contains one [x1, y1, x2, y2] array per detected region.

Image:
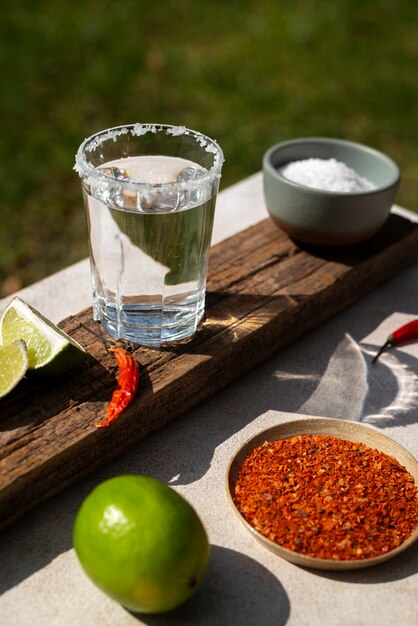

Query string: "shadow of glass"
[[360, 346, 418, 428], [117, 329, 418, 491], [134, 545, 290, 626]]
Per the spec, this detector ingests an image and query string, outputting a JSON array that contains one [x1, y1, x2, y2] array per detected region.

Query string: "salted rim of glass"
[[74, 123, 224, 190]]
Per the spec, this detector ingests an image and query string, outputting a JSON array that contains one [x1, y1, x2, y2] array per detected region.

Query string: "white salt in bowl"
[[263, 137, 400, 246]]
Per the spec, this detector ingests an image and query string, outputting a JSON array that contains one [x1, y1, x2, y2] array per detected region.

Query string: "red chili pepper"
[[95, 345, 140, 427], [372, 319, 418, 363]]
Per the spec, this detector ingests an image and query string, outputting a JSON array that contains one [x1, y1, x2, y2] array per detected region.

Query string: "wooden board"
[[1, 214, 418, 530]]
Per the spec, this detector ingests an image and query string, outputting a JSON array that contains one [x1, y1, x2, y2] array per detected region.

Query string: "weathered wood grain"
[[1, 214, 418, 530]]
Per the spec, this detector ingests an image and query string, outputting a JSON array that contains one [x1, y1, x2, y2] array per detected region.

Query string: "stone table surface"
[[1, 173, 417, 626]]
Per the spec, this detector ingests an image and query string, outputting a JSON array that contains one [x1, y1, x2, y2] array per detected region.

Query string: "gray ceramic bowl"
[[263, 138, 400, 246]]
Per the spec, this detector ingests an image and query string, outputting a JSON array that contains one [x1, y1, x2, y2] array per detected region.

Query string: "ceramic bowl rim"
[[263, 137, 400, 197]]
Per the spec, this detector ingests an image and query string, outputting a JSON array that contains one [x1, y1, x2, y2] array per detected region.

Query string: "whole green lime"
[[73, 475, 209, 613]]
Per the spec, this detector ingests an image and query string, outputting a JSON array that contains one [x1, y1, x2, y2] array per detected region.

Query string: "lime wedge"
[[0, 297, 86, 375], [0, 339, 29, 397]]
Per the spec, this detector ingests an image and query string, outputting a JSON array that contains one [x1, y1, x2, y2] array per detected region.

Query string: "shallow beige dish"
[[227, 417, 418, 571]]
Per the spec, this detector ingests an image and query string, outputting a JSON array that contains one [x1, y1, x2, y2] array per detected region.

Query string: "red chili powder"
[[233, 434, 418, 560]]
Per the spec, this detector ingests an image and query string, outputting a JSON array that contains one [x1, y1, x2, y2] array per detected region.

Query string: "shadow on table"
[[132, 545, 290, 626], [0, 353, 109, 432], [187, 268, 418, 433], [1, 266, 418, 594], [150, 338, 418, 486], [311, 539, 418, 584]]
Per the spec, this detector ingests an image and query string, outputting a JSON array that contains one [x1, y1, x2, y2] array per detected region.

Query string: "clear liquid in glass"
[[83, 155, 216, 346]]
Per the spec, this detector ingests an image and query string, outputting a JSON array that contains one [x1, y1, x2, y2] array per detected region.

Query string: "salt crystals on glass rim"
[[279, 158, 376, 193]]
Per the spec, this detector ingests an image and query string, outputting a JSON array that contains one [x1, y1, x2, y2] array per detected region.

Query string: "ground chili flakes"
[[233, 434, 418, 560]]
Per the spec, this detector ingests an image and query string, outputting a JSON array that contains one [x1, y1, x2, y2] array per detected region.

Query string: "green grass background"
[[1, 0, 418, 295]]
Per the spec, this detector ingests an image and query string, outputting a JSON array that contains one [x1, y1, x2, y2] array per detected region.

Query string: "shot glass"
[[75, 123, 224, 347]]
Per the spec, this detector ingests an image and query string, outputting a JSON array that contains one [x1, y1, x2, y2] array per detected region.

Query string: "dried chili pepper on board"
[[372, 319, 418, 363], [80, 323, 140, 427], [96, 345, 140, 428]]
